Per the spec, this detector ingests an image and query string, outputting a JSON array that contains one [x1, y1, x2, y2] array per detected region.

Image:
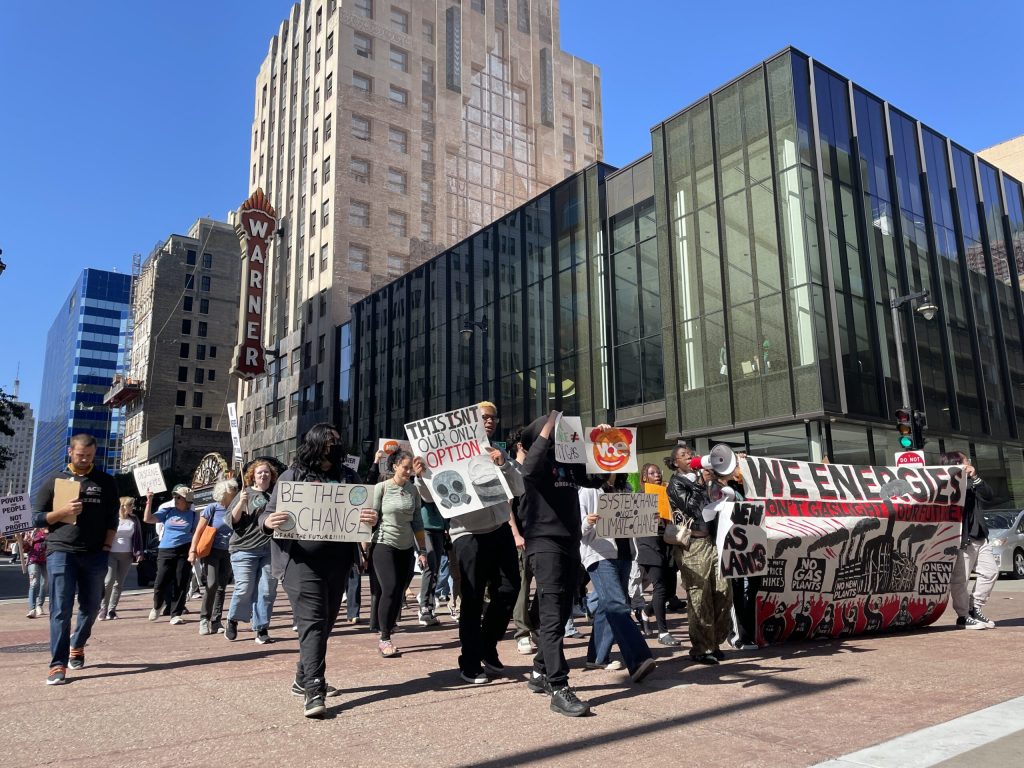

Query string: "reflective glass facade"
[[344, 48, 1024, 503], [30, 269, 131, 502]]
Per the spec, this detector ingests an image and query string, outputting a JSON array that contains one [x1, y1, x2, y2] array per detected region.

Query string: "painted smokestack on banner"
[[231, 188, 276, 380]]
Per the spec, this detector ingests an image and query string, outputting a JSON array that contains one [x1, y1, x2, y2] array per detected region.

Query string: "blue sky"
[[2, 0, 1023, 412]]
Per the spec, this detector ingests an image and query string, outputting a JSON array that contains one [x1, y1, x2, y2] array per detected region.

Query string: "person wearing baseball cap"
[[144, 484, 198, 625]]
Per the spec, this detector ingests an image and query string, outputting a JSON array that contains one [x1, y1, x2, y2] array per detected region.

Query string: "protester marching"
[[20, 408, 989, 719]]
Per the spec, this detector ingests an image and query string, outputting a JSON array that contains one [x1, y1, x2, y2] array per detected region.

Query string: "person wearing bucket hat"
[[145, 484, 198, 624], [666, 445, 734, 665]]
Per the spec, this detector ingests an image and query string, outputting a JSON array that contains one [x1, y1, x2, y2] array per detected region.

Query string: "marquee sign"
[[231, 188, 277, 380]]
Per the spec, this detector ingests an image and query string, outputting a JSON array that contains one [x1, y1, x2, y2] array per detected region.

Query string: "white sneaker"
[[516, 636, 534, 655], [169, 615, 184, 625], [36, 605, 45, 616], [148, 608, 159, 621], [418, 611, 440, 627], [585, 660, 624, 671]]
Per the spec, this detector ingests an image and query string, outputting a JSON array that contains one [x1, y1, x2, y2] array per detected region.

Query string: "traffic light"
[[912, 410, 928, 450], [895, 408, 913, 449]]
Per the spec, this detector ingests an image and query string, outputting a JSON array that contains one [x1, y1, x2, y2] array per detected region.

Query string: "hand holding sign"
[[132, 463, 167, 495]]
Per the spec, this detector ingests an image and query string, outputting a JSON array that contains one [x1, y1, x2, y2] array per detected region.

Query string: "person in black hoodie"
[[32, 434, 119, 686], [517, 411, 607, 717], [941, 450, 997, 630], [261, 423, 378, 718]]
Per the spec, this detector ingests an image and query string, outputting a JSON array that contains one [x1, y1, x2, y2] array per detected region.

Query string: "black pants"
[[372, 543, 414, 641], [153, 545, 191, 617], [642, 562, 671, 634], [527, 548, 577, 689], [200, 549, 231, 622], [731, 575, 762, 645], [453, 524, 521, 672], [418, 529, 446, 612], [282, 548, 353, 695]]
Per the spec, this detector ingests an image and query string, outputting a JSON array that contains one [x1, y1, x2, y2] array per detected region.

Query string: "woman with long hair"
[[634, 463, 680, 646], [261, 423, 377, 718], [189, 478, 239, 635], [225, 460, 278, 644], [99, 496, 143, 620], [370, 450, 428, 658]]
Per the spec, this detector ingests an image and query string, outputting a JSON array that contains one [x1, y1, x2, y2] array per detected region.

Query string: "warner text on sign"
[[231, 188, 277, 380]]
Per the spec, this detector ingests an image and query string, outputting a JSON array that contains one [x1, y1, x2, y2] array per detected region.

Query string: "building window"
[[184, 274, 194, 290], [583, 122, 593, 144], [581, 88, 592, 109], [354, 0, 372, 18], [192, 391, 203, 408], [196, 344, 206, 360], [325, 73, 333, 100], [210, 346, 217, 358], [304, 341, 313, 368], [176, 390, 187, 406], [389, 46, 408, 72], [318, 334, 326, 363], [183, 296, 193, 311], [198, 321, 208, 337], [421, 219, 433, 240], [179, 343, 189, 359], [351, 114, 369, 141], [421, 99, 433, 120], [354, 32, 373, 59], [320, 244, 329, 272], [387, 208, 407, 237], [422, 141, 433, 161], [177, 366, 188, 382], [181, 319, 192, 335], [349, 244, 369, 271], [420, 179, 433, 204], [472, 0, 484, 12], [387, 252, 405, 274], [324, 113, 332, 140], [421, 59, 434, 84], [390, 7, 408, 33], [326, 31, 334, 57], [186, 249, 197, 265], [191, 415, 201, 429], [194, 368, 205, 384], [314, 88, 320, 113], [321, 199, 330, 227], [199, 298, 209, 314], [351, 156, 370, 183], [352, 71, 372, 94], [561, 80, 573, 102], [200, 275, 211, 292], [208, 369, 216, 381], [386, 167, 407, 194], [350, 200, 370, 228], [204, 416, 213, 429], [315, 381, 325, 410], [388, 84, 408, 107], [423, 20, 434, 42], [175, 415, 185, 427], [202, 252, 213, 269], [308, 252, 315, 280], [388, 125, 408, 153], [323, 156, 332, 182]]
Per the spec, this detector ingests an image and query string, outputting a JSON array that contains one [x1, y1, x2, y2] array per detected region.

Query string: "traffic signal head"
[[895, 408, 913, 449], [912, 410, 928, 450]]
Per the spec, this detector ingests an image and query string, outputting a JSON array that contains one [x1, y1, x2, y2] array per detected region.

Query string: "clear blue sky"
[[2, 1, 1023, 413]]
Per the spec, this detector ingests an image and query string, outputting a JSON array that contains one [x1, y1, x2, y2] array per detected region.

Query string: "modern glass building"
[[30, 269, 131, 503], [337, 47, 1024, 504]]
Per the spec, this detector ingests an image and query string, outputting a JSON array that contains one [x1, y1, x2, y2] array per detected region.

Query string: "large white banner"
[[271, 481, 374, 543], [405, 405, 512, 518]]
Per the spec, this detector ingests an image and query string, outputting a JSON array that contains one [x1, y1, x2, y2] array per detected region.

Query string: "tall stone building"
[[0, 381, 34, 496], [239, 0, 602, 463], [112, 218, 241, 472]]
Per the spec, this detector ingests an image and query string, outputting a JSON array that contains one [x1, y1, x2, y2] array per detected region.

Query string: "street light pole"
[[889, 286, 939, 411]]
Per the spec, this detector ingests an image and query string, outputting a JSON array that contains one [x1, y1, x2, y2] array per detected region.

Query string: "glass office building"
[[343, 48, 1024, 504], [30, 269, 131, 503]]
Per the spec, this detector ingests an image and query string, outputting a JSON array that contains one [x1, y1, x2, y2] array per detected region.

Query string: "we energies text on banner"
[[726, 457, 965, 645], [405, 405, 513, 518]]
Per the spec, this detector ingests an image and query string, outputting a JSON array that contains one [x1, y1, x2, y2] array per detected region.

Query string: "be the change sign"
[[132, 463, 167, 495], [595, 493, 660, 538], [271, 481, 374, 543], [0, 494, 32, 536]]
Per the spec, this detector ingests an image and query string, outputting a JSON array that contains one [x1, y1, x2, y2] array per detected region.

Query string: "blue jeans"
[[346, 563, 361, 620], [435, 553, 452, 598], [28, 562, 47, 610], [47, 550, 109, 668], [586, 558, 654, 675], [228, 546, 276, 630]]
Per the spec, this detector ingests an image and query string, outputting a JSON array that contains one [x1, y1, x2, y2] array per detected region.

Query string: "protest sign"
[[227, 403, 243, 460], [132, 463, 167, 495], [405, 405, 512, 518], [554, 415, 586, 464], [715, 500, 769, 578], [343, 454, 361, 472], [0, 494, 32, 536], [734, 457, 965, 645], [271, 481, 374, 543], [378, 438, 412, 456], [584, 426, 638, 474], [594, 493, 659, 538]]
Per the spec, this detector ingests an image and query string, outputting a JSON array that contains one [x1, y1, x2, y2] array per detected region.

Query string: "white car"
[[982, 509, 1024, 578]]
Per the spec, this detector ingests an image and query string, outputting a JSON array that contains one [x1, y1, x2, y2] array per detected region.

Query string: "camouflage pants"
[[676, 537, 732, 655]]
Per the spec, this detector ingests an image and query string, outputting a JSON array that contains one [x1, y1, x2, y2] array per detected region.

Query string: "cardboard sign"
[[405, 405, 513, 518], [343, 454, 361, 472], [0, 494, 32, 536], [378, 438, 412, 456], [594, 493, 660, 538], [53, 479, 81, 526], [554, 415, 586, 464], [735, 457, 965, 645], [271, 481, 374, 543], [132, 463, 167, 495], [227, 403, 243, 460], [585, 426, 638, 474]]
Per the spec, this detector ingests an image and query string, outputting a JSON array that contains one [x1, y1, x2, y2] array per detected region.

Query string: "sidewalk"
[[2, 579, 1021, 768]]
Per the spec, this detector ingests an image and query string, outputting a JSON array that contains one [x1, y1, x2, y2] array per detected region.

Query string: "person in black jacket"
[[635, 462, 679, 646], [941, 450, 997, 630], [518, 411, 608, 718], [32, 434, 119, 686], [261, 423, 378, 717]]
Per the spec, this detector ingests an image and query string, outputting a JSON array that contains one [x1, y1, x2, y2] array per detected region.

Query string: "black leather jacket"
[[667, 472, 711, 536]]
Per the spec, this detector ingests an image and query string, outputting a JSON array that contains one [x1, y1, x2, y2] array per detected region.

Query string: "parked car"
[[981, 509, 1024, 578]]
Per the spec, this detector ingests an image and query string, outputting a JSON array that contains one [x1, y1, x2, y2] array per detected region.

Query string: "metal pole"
[[890, 286, 911, 410]]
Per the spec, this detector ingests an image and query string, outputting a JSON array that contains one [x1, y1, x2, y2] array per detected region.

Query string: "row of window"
[[175, 390, 205, 408], [185, 250, 214, 269], [347, 200, 408, 236], [183, 274, 212, 292], [173, 414, 215, 430], [347, 243, 406, 276], [350, 114, 409, 153], [178, 343, 218, 361], [177, 366, 218, 385], [182, 296, 210, 314], [180, 319, 209, 337], [244, 381, 327, 434]]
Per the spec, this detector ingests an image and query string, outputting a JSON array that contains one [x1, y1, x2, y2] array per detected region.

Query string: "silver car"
[[982, 509, 1024, 578]]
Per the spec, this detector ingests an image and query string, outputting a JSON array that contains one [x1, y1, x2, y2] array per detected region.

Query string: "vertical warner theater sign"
[[231, 188, 276, 380]]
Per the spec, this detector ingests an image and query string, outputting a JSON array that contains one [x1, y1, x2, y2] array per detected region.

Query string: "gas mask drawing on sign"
[[434, 470, 473, 510]]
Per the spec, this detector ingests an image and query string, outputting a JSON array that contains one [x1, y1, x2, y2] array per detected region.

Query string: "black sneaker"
[[292, 678, 342, 697], [657, 632, 681, 647], [106, 610, 117, 620], [459, 667, 489, 685], [690, 650, 719, 665], [970, 607, 996, 628], [526, 672, 551, 694], [255, 629, 272, 644], [68, 650, 85, 670], [225, 620, 238, 641], [303, 692, 326, 718], [712, 648, 725, 661], [956, 615, 987, 630], [550, 685, 591, 717], [482, 656, 505, 676]]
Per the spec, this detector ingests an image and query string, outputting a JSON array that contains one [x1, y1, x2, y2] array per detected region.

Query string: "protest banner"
[[343, 454, 361, 472], [271, 480, 374, 543], [584, 426, 638, 474], [227, 403, 243, 460], [132, 463, 167, 495], [733, 457, 964, 644], [554, 415, 586, 464], [0, 494, 32, 536], [594, 493, 660, 538], [405, 405, 512, 518], [378, 438, 412, 456]]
